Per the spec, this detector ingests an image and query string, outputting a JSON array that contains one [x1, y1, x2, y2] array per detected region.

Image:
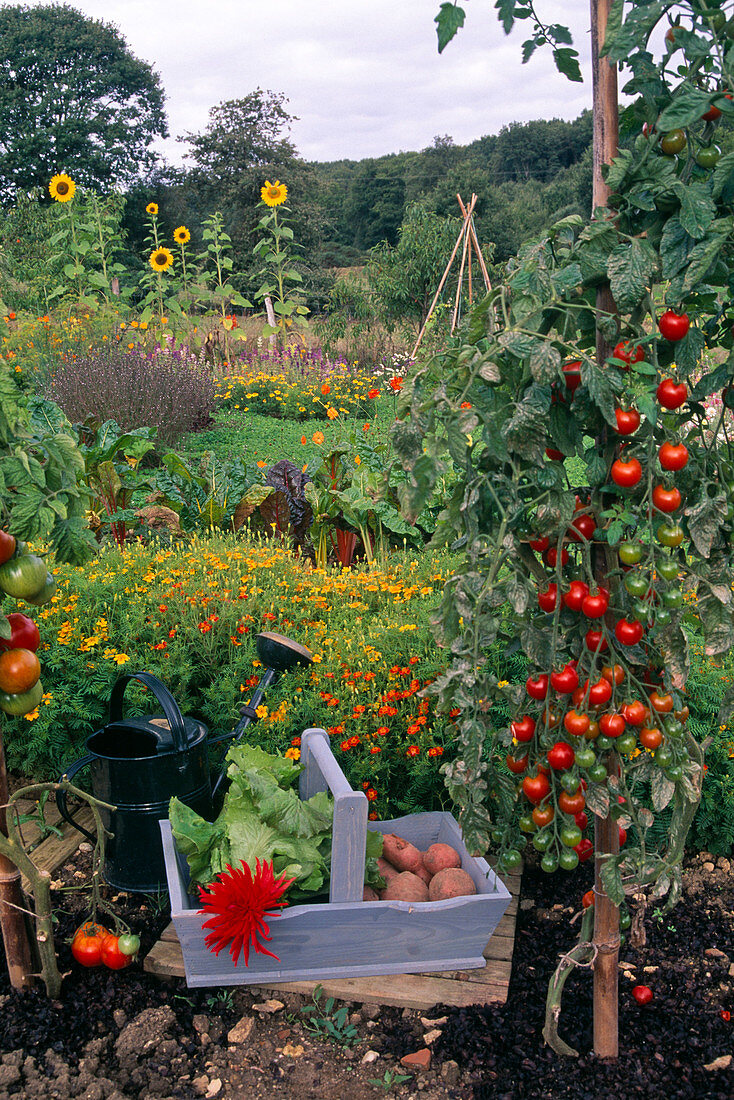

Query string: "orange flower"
[[340, 740, 351, 751], [321, 383, 331, 395], [376, 726, 389, 736], [389, 377, 403, 392], [368, 388, 379, 399], [428, 746, 444, 757], [370, 746, 381, 754], [363, 423, 371, 432], [460, 401, 472, 409], [406, 745, 420, 757], [159, 604, 168, 612], [348, 735, 360, 747], [407, 723, 420, 736], [368, 811, 379, 820], [301, 435, 307, 445], [313, 431, 325, 445], [199, 622, 212, 634], [366, 789, 378, 801], [409, 655, 420, 664], [257, 460, 267, 468], [326, 407, 338, 420]]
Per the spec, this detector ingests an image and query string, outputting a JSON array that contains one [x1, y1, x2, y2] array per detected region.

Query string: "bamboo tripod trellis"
[[411, 193, 492, 360]]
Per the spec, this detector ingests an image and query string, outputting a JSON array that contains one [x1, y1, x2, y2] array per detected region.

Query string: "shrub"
[[46, 342, 215, 445]]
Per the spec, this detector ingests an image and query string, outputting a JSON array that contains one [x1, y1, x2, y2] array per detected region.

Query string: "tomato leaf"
[[0, 616, 11, 641], [600, 857, 625, 906], [434, 3, 466, 52], [685, 484, 727, 559], [656, 622, 689, 691], [607, 238, 658, 312], [679, 183, 716, 241], [585, 783, 610, 819], [651, 769, 676, 812]]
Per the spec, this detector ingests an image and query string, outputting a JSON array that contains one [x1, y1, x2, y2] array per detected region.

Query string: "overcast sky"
[[27, 0, 594, 163]]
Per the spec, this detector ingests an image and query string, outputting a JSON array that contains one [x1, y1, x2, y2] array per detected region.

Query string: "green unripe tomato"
[[619, 908, 632, 931], [532, 829, 554, 852], [619, 542, 643, 565], [499, 848, 523, 873], [661, 129, 686, 155], [117, 933, 141, 957], [595, 735, 614, 752], [559, 773, 581, 794], [490, 826, 505, 844], [560, 824, 583, 848], [696, 145, 721, 168], [617, 733, 638, 755], [631, 600, 652, 624], [657, 557, 679, 581], [588, 762, 608, 783], [654, 745, 674, 769], [657, 521, 685, 547], [558, 847, 580, 871], [519, 813, 537, 834], [664, 717, 685, 739], [662, 588, 684, 609], [654, 608, 672, 628], [666, 765, 684, 781], [541, 851, 559, 873], [575, 747, 597, 769], [625, 573, 650, 598]]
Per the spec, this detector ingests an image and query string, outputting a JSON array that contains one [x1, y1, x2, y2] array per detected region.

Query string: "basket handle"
[[299, 728, 368, 904]]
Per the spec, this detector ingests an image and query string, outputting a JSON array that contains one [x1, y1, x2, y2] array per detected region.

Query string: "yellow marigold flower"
[[326, 407, 338, 420], [146, 202, 159, 216], [261, 179, 287, 207], [173, 225, 191, 244], [149, 247, 174, 273], [312, 431, 325, 445], [354, 455, 362, 465], [49, 173, 76, 203], [285, 747, 300, 760]]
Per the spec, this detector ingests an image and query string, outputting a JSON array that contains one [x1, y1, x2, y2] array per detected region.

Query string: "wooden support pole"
[[410, 194, 476, 359], [0, 724, 35, 990], [451, 204, 473, 333], [456, 193, 492, 292], [590, 0, 620, 1062]]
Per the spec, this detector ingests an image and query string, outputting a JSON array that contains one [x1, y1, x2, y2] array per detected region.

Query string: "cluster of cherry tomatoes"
[[0, 528, 55, 716], [70, 920, 140, 969]]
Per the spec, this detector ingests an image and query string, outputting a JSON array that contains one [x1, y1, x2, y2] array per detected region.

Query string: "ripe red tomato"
[[587, 678, 613, 706], [506, 751, 529, 774], [652, 485, 682, 513], [648, 690, 674, 713], [551, 664, 579, 694], [564, 709, 590, 736], [0, 613, 40, 653], [615, 408, 640, 435], [618, 826, 628, 848], [582, 888, 596, 909], [563, 360, 581, 392], [0, 529, 16, 566], [657, 378, 688, 409], [658, 310, 690, 341], [547, 741, 575, 770], [702, 103, 722, 122], [558, 789, 586, 815], [613, 341, 645, 367], [581, 588, 609, 619], [532, 802, 555, 827], [611, 455, 643, 488], [71, 922, 108, 968], [569, 514, 595, 542], [538, 583, 558, 613], [529, 535, 550, 552], [563, 580, 589, 611], [544, 546, 569, 568], [615, 618, 644, 646], [639, 726, 663, 750], [522, 773, 551, 805], [659, 441, 688, 470], [0, 648, 41, 695], [101, 933, 133, 970], [526, 674, 549, 700], [585, 629, 608, 652], [546, 447, 565, 461], [601, 664, 625, 686], [622, 699, 648, 727], [599, 713, 626, 738], [574, 811, 589, 831], [632, 984, 653, 1005], [574, 838, 594, 862], [511, 715, 537, 742]]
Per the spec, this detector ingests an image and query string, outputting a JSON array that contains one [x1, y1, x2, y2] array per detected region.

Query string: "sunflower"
[[261, 180, 287, 207], [146, 202, 159, 216], [173, 225, 190, 244], [49, 173, 76, 203], [149, 247, 173, 273]]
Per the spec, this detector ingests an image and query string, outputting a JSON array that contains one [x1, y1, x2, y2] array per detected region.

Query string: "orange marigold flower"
[[257, 460, 267, 468], [366, 789, 378, 801], [348, 736, 360, 747], [199, 622, 212, 633], [407, 723, 420, 736], [326, 406, 338, 420], [460, 401, 472, 409], [376, 726, 389, 736], [449, 707, 461, 718], [340, 740, 351, 751], [301, 435, 307, 445], [406, 745, 420, 757], [321, 383, 331, 395], [263, 612, 277, 621], [313, 430, 325, 445], [370, 746, 381, 754], [368, 388, 379, 399], [291, 736, 301, 746], [409, 655, 420, 664], [428, 746, 444, 757], [368, 811, 379, 820], [389, 377, 404, 392], [159, 604, 168, 613]]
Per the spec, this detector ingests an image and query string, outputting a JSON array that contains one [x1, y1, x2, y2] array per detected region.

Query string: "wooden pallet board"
[[17, 804, 96, 893], [144, 870, 521, 1010]]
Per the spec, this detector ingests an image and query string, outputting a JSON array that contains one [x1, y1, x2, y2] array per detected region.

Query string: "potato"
[[362, 885, 380, 902], [382, 871, 430, 903], [428, 867, 477, 901], [423, 842, 462, 876], [381, 833, 424, 875], [377, 857, 400, 885]]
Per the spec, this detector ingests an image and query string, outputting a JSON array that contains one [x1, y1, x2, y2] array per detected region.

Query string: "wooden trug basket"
[[159, 728, 512, 987]]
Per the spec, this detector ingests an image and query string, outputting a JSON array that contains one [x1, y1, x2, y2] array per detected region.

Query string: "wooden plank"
[[21, 806, 96, 890], [8, 798, 65, 851]]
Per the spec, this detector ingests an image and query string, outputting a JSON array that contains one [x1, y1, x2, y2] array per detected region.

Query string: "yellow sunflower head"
[[49, 173, 76, 203], [149, 247, 174, 273], [261, 180, 287, 207], [173, 225, 191, 244], [146, 202, 159, 216]]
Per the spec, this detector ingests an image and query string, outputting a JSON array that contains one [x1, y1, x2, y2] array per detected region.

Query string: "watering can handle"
[[56, 754, 97, 845], [109, 671, 188, 752]]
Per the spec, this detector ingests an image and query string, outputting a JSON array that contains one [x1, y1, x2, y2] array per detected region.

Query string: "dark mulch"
[[0, 848, 732, 1099]]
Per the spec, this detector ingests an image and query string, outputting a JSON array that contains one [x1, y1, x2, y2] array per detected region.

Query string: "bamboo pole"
[[0, 723, 35, 990], [410, 194, 476, 359], [451, 204, 473, 333], [456, 193, 492, 292], [590, 0, 620, 1062]]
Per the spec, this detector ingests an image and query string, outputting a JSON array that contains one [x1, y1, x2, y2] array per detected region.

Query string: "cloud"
[[24, 0, 594, 163]]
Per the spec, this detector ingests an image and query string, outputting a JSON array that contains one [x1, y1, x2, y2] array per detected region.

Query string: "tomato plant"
[[657, 310, 690, 341], [0, 613, 40, 653], [614, 408, 640, 435], [658, 442, 688, 470], [656, 378, 688, 409], [71, 922, 107, 968], [611, 455, 642, 488]]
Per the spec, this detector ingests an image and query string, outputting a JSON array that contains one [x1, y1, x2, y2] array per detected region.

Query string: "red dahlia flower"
[[198, 860, 294, 967]]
